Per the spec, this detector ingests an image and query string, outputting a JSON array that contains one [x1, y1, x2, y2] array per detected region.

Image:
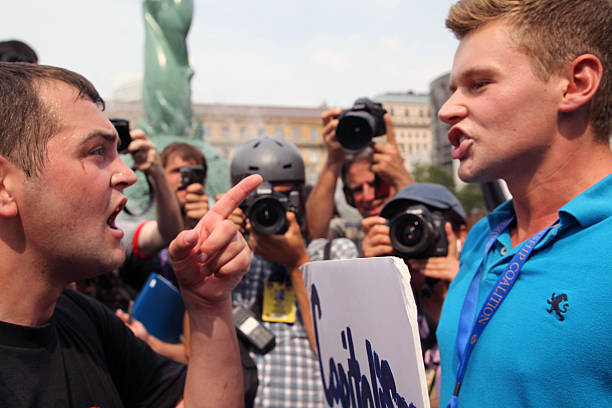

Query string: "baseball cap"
[[380, 182, 466, 221]]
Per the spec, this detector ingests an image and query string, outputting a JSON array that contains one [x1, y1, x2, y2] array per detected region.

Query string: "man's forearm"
[[148, 163, 184, 242], [182, 297, 244, 408], [305, 160, 342, 239]]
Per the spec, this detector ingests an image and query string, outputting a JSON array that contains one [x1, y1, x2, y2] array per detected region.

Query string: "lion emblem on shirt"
[[546, 292, 569, 321]]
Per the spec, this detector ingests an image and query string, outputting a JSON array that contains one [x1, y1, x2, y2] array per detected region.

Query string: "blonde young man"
[[0, 62, 261, 407], [436, 1, 612, 406]]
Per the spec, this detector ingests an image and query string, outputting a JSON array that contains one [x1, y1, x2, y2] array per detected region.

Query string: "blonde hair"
[[446, 0, 611, 141]]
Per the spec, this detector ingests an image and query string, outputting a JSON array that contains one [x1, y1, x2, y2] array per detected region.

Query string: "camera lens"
[[389, 213, 432, 258], [336, 112, 376, 152], [249, 197, 288, 235], [397, 218, 424, 247], [254, 202, 279, 227]]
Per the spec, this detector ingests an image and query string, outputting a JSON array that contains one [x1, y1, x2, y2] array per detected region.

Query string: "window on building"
[[240, 126, 247, 139], [293, 128, 301, 140], [222, 126, 229, 138], [310, 129, 318, 141], [204, 127, 211, 139], [276, 127, 283, 138], [258, 127, 265, 137]]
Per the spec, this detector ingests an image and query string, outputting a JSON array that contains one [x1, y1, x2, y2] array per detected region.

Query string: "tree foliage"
[[411, 163, 487, 216]]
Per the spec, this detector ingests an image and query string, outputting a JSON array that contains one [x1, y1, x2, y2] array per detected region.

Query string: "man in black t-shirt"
[[0, 62, 261, 407]]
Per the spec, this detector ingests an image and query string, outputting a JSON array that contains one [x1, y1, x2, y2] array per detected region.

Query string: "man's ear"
[[0, 156, 19, 218], [558, 54, 603, 113]]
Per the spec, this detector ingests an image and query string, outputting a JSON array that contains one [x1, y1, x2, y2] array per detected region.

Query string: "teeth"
[[459, 135, 466, 144]]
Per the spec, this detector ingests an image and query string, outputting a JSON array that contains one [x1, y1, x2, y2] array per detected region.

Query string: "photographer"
[[121, 133, 185, 260], [305, 98, 414, 251], [160, 142, 209, 230], [228, 137, 357, 407], [377, 183, 467, 405], [118, 142, 207, 293]]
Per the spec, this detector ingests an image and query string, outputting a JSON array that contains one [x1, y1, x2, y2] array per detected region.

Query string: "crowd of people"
[[0, 0, 610, 407]]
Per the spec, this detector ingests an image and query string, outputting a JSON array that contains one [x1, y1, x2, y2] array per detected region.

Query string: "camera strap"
[[447, 216, 558, 408]]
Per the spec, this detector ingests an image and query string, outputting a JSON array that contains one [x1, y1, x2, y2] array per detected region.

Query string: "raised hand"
[[127, 129, 159, 172], [169, 174, 262, 305], [216, 193, 247, 235], [371, 113, 414, 189], [321, 108, 345, 165], [183, 183, 209, 226], [407, 222, 461, 283], [361, 216, 394, 258], [249, 211, 309, 269]]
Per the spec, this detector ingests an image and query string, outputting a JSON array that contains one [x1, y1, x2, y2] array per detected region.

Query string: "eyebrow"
[[82, 131, 118, 146], [449, 67, 498, 92]]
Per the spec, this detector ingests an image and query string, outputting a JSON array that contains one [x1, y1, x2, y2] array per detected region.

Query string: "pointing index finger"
[[196, 174, 263, 230]]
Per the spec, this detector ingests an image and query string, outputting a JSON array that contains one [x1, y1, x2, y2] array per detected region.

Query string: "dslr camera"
[[387, 204, 448, 259], [241, 182, 300, 235], [178, 165, 206, 190], [110, 118, 132, 153], [336, 97, 387, 153]]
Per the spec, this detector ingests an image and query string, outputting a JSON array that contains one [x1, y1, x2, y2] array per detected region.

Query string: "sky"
[[1, 0, 459, 108]]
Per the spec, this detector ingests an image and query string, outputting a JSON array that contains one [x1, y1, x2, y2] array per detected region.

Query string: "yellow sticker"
[[262, 282, 296, 324], [425, 368, 436, 395]]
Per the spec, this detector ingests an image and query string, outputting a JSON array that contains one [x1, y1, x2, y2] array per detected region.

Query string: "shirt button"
[[500, 247, 509, 256]]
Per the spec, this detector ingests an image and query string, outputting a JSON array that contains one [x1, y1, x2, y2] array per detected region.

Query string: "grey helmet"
[[230, 137, 305, 185]]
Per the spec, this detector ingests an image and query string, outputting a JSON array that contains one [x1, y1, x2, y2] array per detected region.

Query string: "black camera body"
[[110, 118, 131, 153], [387, 204, 448, 259], [178, 165, 206, 190], [241, 182, 300, 235], [336, 97, 387, 153]]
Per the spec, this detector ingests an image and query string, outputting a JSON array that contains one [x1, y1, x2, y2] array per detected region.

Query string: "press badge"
[[262, 281, 296, 323]]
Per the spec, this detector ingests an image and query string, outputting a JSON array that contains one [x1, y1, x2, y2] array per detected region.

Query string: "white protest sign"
[[302, 256, 429, 408]]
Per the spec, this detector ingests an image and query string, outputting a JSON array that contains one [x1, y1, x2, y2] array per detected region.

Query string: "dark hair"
[[160, 142, 208, 181], [340, 146, 374, 187], [0, 62, 104, 176], [0, 40, 38, 63]]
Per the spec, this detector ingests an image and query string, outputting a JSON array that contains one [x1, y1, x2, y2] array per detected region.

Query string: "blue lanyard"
[[447, 217, 558, 408]]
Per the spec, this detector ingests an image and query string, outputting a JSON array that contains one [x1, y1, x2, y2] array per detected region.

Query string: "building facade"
[[374, 91, 433, 171], [107, 91, 438, 186], [194, 103, 327, 184], [106, 100, 328, 185]]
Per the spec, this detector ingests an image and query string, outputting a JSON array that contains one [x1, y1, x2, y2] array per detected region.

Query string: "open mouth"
[[107, 199, 126, 230], [448, 127, 467, 147]]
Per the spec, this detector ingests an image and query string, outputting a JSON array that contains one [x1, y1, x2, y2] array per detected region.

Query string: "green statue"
[[124, 0, 230, 217]]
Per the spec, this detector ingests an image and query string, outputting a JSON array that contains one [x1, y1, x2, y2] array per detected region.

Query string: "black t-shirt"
[[0, 288, 186, 408]]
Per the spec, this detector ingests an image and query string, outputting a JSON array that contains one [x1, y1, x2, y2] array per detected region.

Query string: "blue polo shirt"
[[437, 173, 612, 407]]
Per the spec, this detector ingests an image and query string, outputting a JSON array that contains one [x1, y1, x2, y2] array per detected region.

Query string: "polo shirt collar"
[[559, 172, 612, 228], [485, 172, 612, 232]]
